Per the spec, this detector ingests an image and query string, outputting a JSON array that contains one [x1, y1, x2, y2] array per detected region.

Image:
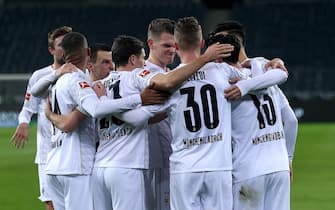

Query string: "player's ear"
[[87, 47, 91, 57], [48, 46, 55, 55], [200, 39, 205, 49], [147, 39, 154, 49], [175, 43, 179, 51], [129, 54, 136, 65], [87, 62, 93, 72]]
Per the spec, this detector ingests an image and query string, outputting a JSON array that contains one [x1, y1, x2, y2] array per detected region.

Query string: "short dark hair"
[[206, 34, 240, 64], [48, 26, 72, 48], [147, 18, 175, 40], [112, 35, 144, 68], [90, 43, 111, 63], [174, 16, 202, 51], [213, 21, 246, 47], [60, 32, 87, 63]]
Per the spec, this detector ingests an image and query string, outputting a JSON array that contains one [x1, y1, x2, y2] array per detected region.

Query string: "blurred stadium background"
[[0, 0, 334, 124], [0, 0, 334, 209]]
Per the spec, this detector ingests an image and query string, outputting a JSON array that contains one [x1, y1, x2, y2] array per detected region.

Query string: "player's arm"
[[31, 63, 77, 97], [11, 75, 39, 149], [77, 82, 168, 119], [278, 88, 298, 183], [45, 97, 85, 133], [149, 43, 234, 91]]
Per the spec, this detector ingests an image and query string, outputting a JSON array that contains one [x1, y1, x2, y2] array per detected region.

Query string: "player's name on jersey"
[[252, 130, 285, 145], [183, 132, 223, 148], [99, 127, 133, 141], [187, 71, 206, 81]]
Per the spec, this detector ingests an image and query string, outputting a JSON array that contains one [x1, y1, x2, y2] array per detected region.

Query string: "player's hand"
[[289, 160, 293, 184], [93, 82, 107, 98], [229, 77, 241, 84], [224, 85, 242, 100], [202, 43, 234, 62], [55, 63, 77, 78], [265, 58, 288, 75], [11, 123, 29, 149], [141, 83, 170, 105]]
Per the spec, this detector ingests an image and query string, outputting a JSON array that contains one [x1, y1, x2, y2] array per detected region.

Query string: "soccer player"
[[87, 43, 114, 81], [45, 32, 168, 210], [45, 31, 230, 210], [10, 26, 72, 210], [145, 18, 176, 210], [139, 17, 288, 210], [212, 21, 298, 210]]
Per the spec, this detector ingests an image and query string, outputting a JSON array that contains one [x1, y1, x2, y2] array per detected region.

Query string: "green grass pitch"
[[0, 123, 334, 209]]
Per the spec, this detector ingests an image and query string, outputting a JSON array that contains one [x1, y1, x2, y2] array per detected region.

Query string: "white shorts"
[[92, 167, 146, 210], [46, 174, 93, 210], [233, 171, 290, 210], [37, 164, 52, 202], [170, 171, 232, 210]]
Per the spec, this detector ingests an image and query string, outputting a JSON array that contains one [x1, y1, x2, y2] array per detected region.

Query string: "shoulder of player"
[[30, 65, 53, 80]]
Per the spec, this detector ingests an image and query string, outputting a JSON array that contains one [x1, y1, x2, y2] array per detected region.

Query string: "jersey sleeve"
[[18, 73, 41, 123], [31, 70, 57, 98], [235, 68, 288, 97], [132, 68, 161, 90], [115, 103, 170, 127], [277, 87, 298, 161], [69, 76, 142, 119]]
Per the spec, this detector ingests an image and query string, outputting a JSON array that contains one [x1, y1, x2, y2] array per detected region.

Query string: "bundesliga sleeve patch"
[[78, 81, 90, 89], [25, 93, 31, 101], [139, 69, 151, 77]]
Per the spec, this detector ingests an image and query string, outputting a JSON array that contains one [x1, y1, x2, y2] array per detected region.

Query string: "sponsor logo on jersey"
[[139, 69, 151, 77], [25, 93, 31, 101], [79, 81, 90, 89]]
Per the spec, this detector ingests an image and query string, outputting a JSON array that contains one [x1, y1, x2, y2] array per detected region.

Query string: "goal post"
[[0, 74, 31, 127]]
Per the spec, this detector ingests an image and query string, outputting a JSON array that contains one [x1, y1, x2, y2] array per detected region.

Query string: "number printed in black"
[[98, 80, 124, 129], [52, 90, 61, 134], [250, 94, 277, 129], [180, 84, 219, 132]]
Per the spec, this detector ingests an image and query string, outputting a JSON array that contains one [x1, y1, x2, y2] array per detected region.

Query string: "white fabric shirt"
[[94, 69, 159, 169], [232, 86, 290, 182], [46, 70, 97, 175], [18, 65, 53, 164], [161, 62, 244, 174]]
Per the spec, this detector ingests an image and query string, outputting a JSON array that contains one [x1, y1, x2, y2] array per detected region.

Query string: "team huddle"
[[11, 16, 298, 210]]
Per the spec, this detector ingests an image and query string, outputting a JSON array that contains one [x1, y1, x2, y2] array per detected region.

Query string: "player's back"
[[231, 85, 289, 182], [94, 71, 150, 169], [168, 62, 241, 174], [46, 70, 96, 175]]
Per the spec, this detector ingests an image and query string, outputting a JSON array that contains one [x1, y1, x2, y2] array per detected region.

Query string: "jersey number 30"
[[180, 84, 219, 132]]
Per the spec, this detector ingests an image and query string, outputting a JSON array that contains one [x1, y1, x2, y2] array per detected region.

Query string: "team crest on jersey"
[[139, 69, 151, 77], [25, 93, 31, 101], [78, 81, 90, 89]]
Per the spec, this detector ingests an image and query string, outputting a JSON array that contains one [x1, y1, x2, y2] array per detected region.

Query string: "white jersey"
[[94, 69, 158, 169], [231, 85, 289, 182], [46, 70, 97, 175], [145, 60, 172, 168], [157, 62, 244, 174], [18, 65, 53, 164]]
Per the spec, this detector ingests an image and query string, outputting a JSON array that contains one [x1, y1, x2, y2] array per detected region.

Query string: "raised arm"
[[31, 63, 77, 97], [149, 43, 234, 91]]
